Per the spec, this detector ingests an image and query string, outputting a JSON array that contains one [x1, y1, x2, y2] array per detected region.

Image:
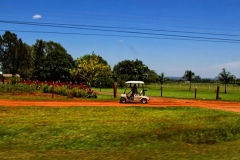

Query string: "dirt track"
[[0, 97, 240, 113]]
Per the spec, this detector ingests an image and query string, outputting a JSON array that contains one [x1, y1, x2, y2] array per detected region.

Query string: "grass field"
[[96, 82, 240, 101], [1, 106, 240, 159], [0, 82, 240, 101]]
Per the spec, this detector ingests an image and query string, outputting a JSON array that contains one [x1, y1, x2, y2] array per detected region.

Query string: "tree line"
[[0, 31, 237, 89], [0, 31, 159, 87]]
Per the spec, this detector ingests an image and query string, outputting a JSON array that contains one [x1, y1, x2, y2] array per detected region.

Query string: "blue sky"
[[1, 0, 240, 78]]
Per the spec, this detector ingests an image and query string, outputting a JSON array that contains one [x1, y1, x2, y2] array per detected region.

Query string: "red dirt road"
[[0, 97, 240, 113]]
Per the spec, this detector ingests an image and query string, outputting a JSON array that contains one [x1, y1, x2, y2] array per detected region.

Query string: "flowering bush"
[[23, 80, 98, 98], [86, 88, 98, 98], [0, 79, 98, 99]]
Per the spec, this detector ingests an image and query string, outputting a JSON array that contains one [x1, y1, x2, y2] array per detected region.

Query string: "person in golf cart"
[[128, 84, 138, 99], [120, 81, 149, 103], [132, 84, 138, 96]]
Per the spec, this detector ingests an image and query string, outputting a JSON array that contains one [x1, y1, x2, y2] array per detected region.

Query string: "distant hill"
[[167, 77, 182, 80], [167, 76, 218, 81]]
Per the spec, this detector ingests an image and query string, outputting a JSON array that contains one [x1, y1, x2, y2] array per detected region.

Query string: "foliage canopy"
[[112, 59, 158, 83], [32, 40, 74, 81], [0, 31, 31, 76], [70, 52, 112, 85]]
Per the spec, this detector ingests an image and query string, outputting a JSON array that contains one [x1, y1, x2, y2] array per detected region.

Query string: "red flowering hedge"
[[21, 80, 97, 98]]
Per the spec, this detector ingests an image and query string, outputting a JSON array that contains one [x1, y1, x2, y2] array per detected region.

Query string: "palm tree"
[[158, 72, 165, 86], [182, 70, 195, 91], [217, 68, 236, 93]]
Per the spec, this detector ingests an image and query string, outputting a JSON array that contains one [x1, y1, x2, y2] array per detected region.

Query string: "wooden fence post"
[[216, 86, 220, 100], [52, 85, 54, 99], [194, 87, 197, 99], [160, 86, 163, 97], [113, 82, 117, 98]]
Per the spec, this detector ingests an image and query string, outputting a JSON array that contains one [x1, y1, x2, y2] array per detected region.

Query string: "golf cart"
[[120, 81, 150, 104]]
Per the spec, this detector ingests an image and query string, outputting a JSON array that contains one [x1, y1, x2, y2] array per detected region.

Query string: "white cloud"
[[119, 40, 124, 43], [211, 60, 240, 70], [32, 14, 42, 19]]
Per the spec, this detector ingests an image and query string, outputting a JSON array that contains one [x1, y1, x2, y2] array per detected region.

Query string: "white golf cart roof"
[[125, 81, 144, 84]]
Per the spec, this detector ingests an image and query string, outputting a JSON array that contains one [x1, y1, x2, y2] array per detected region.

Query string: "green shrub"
[[0, 84, 36, 94], [9, 76, 21, 84], [43, 85, 52, 93], [80, 89, 87, 98], [41, 84, 97, 98]]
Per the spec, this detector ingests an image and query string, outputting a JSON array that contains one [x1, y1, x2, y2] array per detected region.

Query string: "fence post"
[[194, 87, 197, 99], [160, 86, 162, 97], [216, 86, 220, 100], [52, 85, 54, 99], [113, 82, 117, 98]]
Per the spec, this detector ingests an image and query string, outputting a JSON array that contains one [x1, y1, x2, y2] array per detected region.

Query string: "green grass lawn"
[[1, 83, 240, 101], [95, 82, 240, 101], [1, 106, 240, 159]]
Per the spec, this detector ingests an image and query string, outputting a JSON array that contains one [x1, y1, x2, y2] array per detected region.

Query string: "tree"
[[32, 40, 74, 81], [158, 72, 165, 86], [182, 70, 195, 91], [20, 43, 33, 79], [43, 51, 74, 81], [145, 70, 159, 83], [193, 75, 201, 82], [113, 59, 157, 82], [113, 59, 136, 81], [217, 68, 236, 93], [133, 60, 149, 81], [70, 52, 112, 85], [0, 31, 31, 76], [32, 40, 45, 80]]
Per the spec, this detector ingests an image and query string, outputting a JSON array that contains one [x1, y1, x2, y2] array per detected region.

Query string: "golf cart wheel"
[[141, 98, 147, 104], [120, 97, 126, 103]]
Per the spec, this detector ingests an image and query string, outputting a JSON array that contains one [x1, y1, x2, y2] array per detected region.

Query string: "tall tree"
[[134, 60, 149, 81], [32, 40, 45, 79], [19, 43, 33, 79], [70, 52, 112, 84], [32, 40, 74, 81], [43, 51, 74, 81], [182, 70, 195, 91], [113, 59, 157, 82], [113, 60, 136, 81], [217, 68, 236, 93], [0, 31, 31, 76]]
